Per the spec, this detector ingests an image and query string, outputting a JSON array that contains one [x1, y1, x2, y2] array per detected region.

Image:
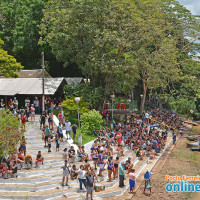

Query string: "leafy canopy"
[[0, 39, 23, 77]]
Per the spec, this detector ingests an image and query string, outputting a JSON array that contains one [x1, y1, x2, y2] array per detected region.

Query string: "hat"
[[146, 168, 149, 172], [14, 97, 16, 99]]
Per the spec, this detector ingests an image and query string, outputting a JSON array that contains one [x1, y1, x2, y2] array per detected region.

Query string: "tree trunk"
[[141, 79, 147, 111]]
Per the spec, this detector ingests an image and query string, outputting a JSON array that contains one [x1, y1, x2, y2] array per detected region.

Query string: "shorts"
[[93, 158, 98, 161], [129, 179, 135, 191], [45, 136, 48, 141], [63, 170, 69, 177], [31, 112, 35, 115], [48, 144, 51, 148], [25, 161, 32, 164], [20, 145, 26, 150], [100, 164, 104, 169], [87, 186, 94, 194], [59, 134, 63, 139], [56, 144, 60, 148], [66, 131, 71, 135], [41, 120, 45, 125]]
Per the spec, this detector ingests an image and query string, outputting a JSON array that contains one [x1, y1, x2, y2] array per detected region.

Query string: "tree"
[[0, 109, 22, 158], [81, 109, 103, 135], [0, 0, 47, 69], [61, 97, 89, 123], [40, 0, 139, 102], [0, 39, 23, 77], [64, 83, 102, 109]]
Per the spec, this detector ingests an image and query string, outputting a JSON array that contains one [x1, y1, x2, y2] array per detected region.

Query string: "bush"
[[81, 109, 103, 135], [0, 109, 21, 157]]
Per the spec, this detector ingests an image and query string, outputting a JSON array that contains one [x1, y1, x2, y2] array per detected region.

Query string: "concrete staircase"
[[0, 115, 173, 200]]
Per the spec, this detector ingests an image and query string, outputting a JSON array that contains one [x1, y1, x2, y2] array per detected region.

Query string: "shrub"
[[0, 109, 21, 157], [81, 109, 103, 135]]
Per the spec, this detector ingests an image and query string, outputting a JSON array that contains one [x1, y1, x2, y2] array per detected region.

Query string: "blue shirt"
[[144, 171, 151, 179], [119, 165, 125, 176], [153, 140, 158, 148]]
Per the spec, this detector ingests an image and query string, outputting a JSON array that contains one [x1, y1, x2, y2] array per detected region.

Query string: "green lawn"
[[74, 132, 97, 145], [190, 126, 200, 136]]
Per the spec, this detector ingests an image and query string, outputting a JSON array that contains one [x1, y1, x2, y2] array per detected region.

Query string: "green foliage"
[[0, 39, 23, 77], [0, 0, 47, 68], [61, 98, 89, 123], [81, 109, 103, 135], [64, 83, 102, 108], [0, 109, 22, 157]]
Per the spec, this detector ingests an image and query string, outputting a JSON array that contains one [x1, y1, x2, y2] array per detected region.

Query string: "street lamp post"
[[110, 94, 115, 119], [140, 94, 143, 111], [75, 97, 82, 146], [41, 52, 45, 112]]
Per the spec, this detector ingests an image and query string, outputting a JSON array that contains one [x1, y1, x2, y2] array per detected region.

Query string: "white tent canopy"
[[0, 78, 65, 96]]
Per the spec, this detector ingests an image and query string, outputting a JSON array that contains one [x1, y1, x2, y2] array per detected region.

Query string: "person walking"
[[65, 120, 71, 140], [119, 162, 126, 188], [144, 168, 151, 194], [61, 160, 71, 186]]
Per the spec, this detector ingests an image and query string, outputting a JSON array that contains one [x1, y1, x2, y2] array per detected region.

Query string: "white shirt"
[[65, 122, 71, 131], [78, 169, 86, 179]]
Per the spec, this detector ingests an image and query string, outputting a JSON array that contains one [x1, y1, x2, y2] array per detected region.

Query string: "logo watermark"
[[165, 175, 200, 192]]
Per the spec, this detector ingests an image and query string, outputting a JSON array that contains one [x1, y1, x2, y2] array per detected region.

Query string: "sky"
[[178, 0, 200, 15]]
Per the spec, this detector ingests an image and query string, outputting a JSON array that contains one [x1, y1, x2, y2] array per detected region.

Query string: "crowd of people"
[[0, 104, 183, 199]]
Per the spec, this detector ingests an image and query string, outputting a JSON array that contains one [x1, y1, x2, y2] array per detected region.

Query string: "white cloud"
[[178, 0, 200, 15]]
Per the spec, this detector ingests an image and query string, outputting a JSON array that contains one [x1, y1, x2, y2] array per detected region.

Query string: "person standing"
[[85, 170, 96, 200], [33, 97, 40, 114], [119, 162, 126, 188], [21, 113, 27, 131], [48, 112, 54, 129], [55, 133, 60, 151], [40, 111, 47, 130], [98, 150, 104, 177], [144, 168, 151, 194], [30, 104, 35, 122], [44, 125, 50, 147], [107, 156, 113, 182], [77, 165, 87, 192], [25, 97, 30, 108], [13, 97, 18, 111], [65, 120, 71, 140], [58, 122, 63, 142], [20, 136, 27, 156], [72, 123, 77, 144], [173, 133, 176, 145], [61, 160, 71, 186], [129, 169, 136, 194]]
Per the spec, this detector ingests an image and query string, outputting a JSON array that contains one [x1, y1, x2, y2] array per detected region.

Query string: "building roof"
[[17, 69, 51, 78], [65, 77, 84, 86], [0, 78, 65, 96]]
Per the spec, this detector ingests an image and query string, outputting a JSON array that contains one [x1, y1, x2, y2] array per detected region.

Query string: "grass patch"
[[74, 132, 97, 145], [190, 126, 200, 136], [172, 143, 200, 167]]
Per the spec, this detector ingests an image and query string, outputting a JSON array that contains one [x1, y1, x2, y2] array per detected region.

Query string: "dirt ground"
[[104, 125, 200, 200]]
